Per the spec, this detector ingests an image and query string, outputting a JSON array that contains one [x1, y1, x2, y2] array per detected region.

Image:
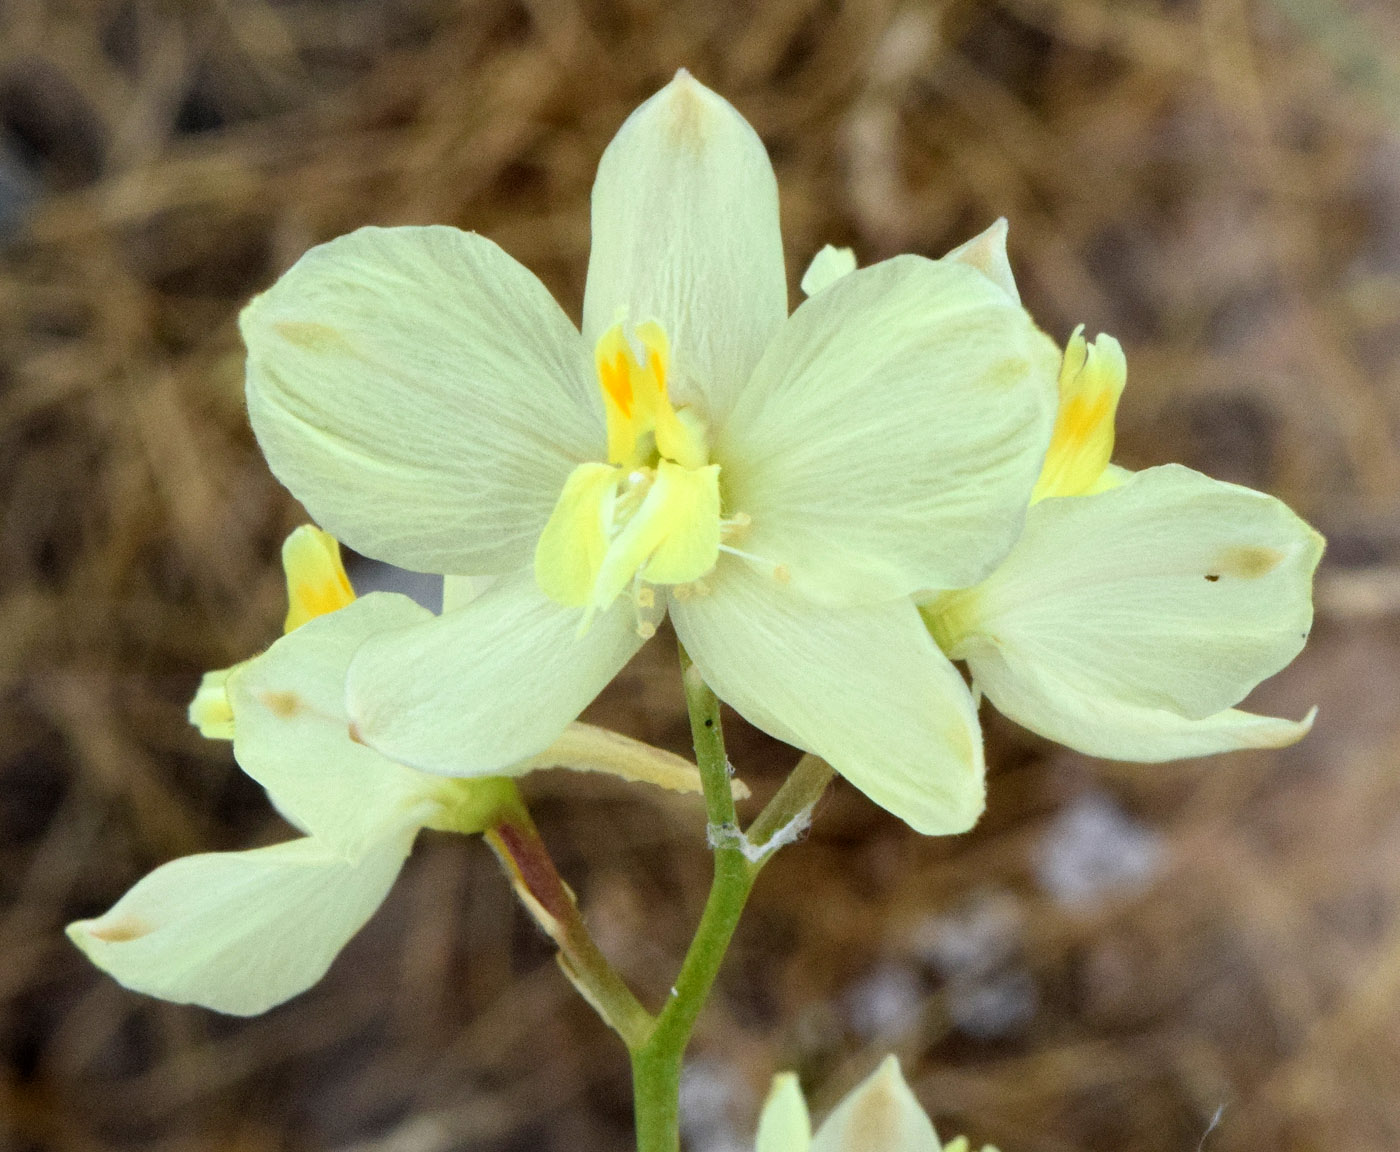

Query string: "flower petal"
[[717, 254, 1059, 603], [941, 217, 1019, 303], [757, 1073, 812, 1152], [593, 460, 721, 608], [582, 70, 787, 429], [800, 245, 857, 297], [671, 559, 984, 835], [189, 666, 237, 739], [281, 524, 356, 632], [243, 225, 600, 575], [930, 464, 1324, 721], [229, 593, 449, 856], [534, 462, 619, 607], [525, 722, 742, 797], [66, 832, 414, 1016], [811, 1056, 940, 1152], [963, 639, 1317, 759], [442, 574, 498, 612], [1029, 328, 1126, 503], [347, 568, 645, 776]]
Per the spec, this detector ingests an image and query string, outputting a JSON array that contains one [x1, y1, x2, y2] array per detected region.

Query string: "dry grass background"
[[2, 0, 1400, 1149]]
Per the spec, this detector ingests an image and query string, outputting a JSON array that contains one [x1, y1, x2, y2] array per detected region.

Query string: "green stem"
[[744, 753, 835, 873], [484, 785, 654, 1050], [482, 675, 837, 1152], [631, 647, 757, 1152]]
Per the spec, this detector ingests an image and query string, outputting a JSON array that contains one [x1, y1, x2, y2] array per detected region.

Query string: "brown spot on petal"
[[260, 690, 303, 719], [90, 915, 152, 943], [1216, 545, 1286, 579], [348, 720, 367, 746], [662, 72, 709, 152], [274, 321, 348, 353]]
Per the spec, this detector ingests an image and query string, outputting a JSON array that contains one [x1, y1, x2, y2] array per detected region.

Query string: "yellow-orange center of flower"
[[535, 322, 722, 631]]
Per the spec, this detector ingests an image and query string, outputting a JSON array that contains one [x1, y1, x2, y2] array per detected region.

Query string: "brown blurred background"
[[3, 1, 1399, 1149]]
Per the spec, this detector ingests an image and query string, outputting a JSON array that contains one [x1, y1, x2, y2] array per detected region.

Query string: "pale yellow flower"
[[68, 527, 708, 1014], [755, 1057, 994, 1152], [806, 231, 1322, 760], [929, 308, 1320, 757], [239, 73, 1062, 834]]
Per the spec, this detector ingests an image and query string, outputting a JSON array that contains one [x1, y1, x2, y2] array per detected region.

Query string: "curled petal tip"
[[942, 218, 1019, 304]]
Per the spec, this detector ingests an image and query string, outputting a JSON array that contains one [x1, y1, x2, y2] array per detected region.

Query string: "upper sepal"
[[583, 70, 788, 430]]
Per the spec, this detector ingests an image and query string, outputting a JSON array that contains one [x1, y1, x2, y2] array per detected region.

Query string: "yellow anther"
[[1031, 326, 1127, 504], [720, 511, 752, 542], [282, 525, 356, 632]]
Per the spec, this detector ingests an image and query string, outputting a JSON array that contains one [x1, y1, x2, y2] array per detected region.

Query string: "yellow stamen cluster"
[[535, 322, 723, 628]]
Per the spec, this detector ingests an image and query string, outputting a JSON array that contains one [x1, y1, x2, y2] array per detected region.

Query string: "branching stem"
[[630, 649, 836, 1151], [488, 651, 837, 1152]]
